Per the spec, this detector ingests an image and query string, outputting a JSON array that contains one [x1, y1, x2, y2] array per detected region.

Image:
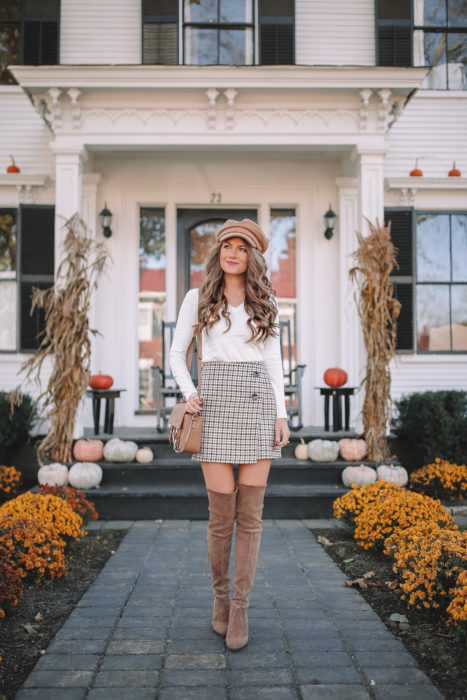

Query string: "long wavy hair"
[[193, 240, 279, 343]]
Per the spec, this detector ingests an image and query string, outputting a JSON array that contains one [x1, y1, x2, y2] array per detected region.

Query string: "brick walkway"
[[16, 520, 443, 700]]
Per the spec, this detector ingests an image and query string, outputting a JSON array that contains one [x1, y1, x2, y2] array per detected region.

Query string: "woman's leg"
[[226, 459, 271, 651], [201, 462, 237, 636]]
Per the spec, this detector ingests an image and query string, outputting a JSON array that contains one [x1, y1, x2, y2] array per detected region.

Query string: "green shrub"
[[0, 392, 37, 463], [392, 390, 467, 470]]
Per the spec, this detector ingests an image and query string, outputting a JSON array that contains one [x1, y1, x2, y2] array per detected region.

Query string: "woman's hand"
[[186, 391, 203, 414], [274, 417, 290, 448]]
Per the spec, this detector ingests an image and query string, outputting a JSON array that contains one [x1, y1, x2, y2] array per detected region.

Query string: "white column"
[[336, 177, 363, 432], [356, 148, 386, 236], [53, 146, 84, 276]]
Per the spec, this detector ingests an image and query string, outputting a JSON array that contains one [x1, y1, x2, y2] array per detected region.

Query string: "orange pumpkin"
[[73, 439, 104, 462], [324, 367, 348, 387], [6, 156, 20, 173], [89, 373, 114, 390], [410, 159, 423, 177], [448, 161, 461, 177]]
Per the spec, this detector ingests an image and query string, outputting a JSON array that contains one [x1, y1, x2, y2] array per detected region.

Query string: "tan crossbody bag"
[[168, 324, 203, 454]]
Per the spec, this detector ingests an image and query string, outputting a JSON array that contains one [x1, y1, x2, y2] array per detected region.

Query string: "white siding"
[[296, 0, 375, 66], [0, 88, 53, 175], [385, 93, 467, 178], [60, 0, 141, 65], [391, 357, 467, 405]]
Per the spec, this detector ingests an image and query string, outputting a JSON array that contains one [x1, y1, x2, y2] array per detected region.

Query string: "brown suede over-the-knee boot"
[[226, 483, 266, 651], [206, 486, 238, 636]]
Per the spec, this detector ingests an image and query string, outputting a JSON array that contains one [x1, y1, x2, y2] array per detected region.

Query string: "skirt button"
[[252, 371, 259, 377], [251, 393, 258, 400]]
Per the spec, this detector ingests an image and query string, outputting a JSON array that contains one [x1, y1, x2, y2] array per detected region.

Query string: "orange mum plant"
[[0, 466, 21, 501], [0, 514, 67, 583], [447, 569, 467, 639], [353, 489, 456, 551], [0, 555, 23, 619], [410, 458, 467, 501], [38, 485, 98, 525], [384, 524, 467, 614], [0, 492, 85, 541], [333, 481, 401, 528]]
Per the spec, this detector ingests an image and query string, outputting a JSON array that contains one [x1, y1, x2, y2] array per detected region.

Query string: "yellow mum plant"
[[384, 524, 467, 614], [353, 489, 456, 550], [0, 466, 21, 501], [0, 514, 67, 583], [410, 458, 467, 501], [0, 491, 85, 541], [333, 480, 401, 528], [447, 570, 467, 638]]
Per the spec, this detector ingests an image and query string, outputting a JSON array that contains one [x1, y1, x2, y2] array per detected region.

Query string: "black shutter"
[[376, 0, 412, 67], [23, 21, 41, 64], [143, 0, 178, 65], [41, 21, 59, 64], [377, 25, 412, 66], [22, 0, 59, 65], [385, 208, 414, 351], [259, 0, 294, 65], [19, 205, 54, 352]]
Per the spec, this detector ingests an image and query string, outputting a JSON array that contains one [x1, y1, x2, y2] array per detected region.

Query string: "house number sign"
[[210, 193, 222, 203]]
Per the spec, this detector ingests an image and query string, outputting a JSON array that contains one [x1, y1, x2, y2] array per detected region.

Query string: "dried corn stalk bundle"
[[350, 219, 401, 462], [20, 214, 109, 464]]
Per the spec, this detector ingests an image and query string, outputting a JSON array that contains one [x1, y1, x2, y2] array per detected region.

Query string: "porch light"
[[99, 203, 112, 238], [324, 205, 337, 240]]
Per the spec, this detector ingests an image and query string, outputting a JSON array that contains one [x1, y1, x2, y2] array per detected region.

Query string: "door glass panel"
[[219, 28, 252, 63], [452, 214, 467, 281], [220, 0, 252, 23], [0, 209, 17, 272], [190, 219, 223, 288], [417, 283, 450, 350], [451, 284, 467, 350], [184, 0, 218, 23], [185, 27, 252, 63], [417, 213, 450, 281], [448, 0, 467, 26], [0, 281, 17, 350], [269, 209, 297, 371], [421, 32, 447, 88], [414, 0, 447, 25], [139, 208, 166, 409]]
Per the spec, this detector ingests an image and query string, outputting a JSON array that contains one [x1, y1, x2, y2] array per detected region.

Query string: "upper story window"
[[142, 0, 294, 66], [376, 1, 467, 89], [414, 0, 467, 89], [0, 0, 60, 84]]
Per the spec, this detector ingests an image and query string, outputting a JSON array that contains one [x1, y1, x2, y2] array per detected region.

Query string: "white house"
[[1, 0, 466, 435]]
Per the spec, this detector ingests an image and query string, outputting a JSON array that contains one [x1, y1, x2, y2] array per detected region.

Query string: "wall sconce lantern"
[[99, 202, 112, 238], [324, 205, 337, 240]]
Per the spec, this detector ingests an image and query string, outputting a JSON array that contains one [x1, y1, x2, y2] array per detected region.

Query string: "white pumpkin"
[[294, 438, 309, 461], [103, 438, 138, 462], [342, 464, 377, 487], [339, 438, 368, 462], [308, 439, 339, 462], [376, 463, 408, 487], [38, 462, 69, 487], [136, 446, 154, 464], [68, 462, 103, 489]]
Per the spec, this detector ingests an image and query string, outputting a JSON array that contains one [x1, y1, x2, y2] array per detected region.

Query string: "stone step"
[[97, 459, 376, 487], [79, 483, 348, 520]]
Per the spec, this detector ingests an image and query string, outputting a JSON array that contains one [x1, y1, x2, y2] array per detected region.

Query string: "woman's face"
[[219, 236, 249, 276]]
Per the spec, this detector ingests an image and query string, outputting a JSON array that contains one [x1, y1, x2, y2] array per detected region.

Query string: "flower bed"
[[409, 458, 467, 501], [333, 479, 466, 641]]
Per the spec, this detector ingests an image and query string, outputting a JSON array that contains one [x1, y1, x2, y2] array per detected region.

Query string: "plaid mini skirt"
[[192, 360, 281, 464]]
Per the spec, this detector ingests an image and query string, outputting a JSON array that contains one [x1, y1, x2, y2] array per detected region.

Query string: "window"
[[376, 0, 413, 67], [142, 0, 294, 65], [386, 208, 467, 353], [138, 208, 166, 409], [414, 0, 467, 89], [376, 0, 467, 87], [0, 0, 60, 84], [0, 205, 54, 353]]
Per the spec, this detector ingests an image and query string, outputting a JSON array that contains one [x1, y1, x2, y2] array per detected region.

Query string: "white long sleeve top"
[[169, 288, 288, 419]]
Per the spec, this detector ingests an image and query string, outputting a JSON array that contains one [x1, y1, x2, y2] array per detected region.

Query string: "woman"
[[169, 218, 290, 651]]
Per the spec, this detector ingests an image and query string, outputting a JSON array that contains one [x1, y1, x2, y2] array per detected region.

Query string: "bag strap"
[[184, 294, 202, 395]]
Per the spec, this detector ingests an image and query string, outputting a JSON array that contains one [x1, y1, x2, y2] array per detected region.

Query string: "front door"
[[176, 208, 257, 309]]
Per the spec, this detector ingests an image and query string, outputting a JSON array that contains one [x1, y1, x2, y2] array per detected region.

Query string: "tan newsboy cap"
[[216, 218, 269, 253]]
